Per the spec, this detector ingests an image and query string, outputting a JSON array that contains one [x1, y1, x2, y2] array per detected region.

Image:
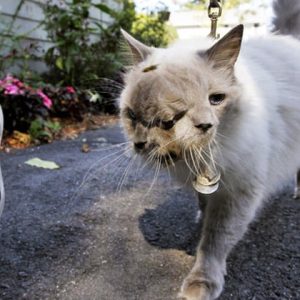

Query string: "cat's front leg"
[[179, 188, 263, 300]]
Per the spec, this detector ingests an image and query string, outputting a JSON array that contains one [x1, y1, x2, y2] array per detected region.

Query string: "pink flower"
[[0, 75, 53, 109], [37, 89, 53, 109], [4, 84, 21, 95], [0, 75, 25, 95], [66, 86, 75, 94], [4, 75, 14, 82]]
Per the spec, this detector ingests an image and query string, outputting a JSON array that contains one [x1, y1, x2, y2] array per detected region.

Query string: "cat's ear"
[[204, 24, 244, 70], [121, 29, 153, 64]]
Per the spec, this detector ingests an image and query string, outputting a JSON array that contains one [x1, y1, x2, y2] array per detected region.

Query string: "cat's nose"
[[195, 123, 213, 133], [134, 142, 147, 151]]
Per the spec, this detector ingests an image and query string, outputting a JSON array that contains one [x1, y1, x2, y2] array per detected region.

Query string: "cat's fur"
[[119, 2, 300, 299]]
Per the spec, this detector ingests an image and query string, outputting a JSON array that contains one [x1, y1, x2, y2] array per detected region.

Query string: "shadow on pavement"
[[138, 189, 201, 255]]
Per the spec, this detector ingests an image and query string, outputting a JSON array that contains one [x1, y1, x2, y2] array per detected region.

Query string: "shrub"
[[42, 0, 136, 87], [0, 75, 52, 133], [131, 9, 177, 47], [29, 118, 61, 143]]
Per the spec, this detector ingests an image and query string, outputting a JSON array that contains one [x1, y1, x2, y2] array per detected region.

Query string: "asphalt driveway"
[[0, 124, 299, 300]]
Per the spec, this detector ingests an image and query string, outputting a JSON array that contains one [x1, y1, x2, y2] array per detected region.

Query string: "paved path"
[[0, 124, 299, 300]]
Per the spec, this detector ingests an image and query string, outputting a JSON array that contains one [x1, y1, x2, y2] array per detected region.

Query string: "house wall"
[[0, 0, 121, 73]]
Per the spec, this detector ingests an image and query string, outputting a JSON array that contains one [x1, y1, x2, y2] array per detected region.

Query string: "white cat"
[[119, 1, 300, 299]]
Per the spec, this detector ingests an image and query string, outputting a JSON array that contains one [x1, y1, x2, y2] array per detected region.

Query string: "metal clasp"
[[208, 0, 222, 39]]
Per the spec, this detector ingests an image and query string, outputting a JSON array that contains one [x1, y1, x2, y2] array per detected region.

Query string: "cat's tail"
[[272, 0, 300, 39]]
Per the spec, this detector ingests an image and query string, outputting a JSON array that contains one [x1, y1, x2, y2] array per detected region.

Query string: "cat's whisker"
[[200, 147, 216, 170], [133, 155, 146, 179], [84, 147, 132, 184], [80, 146, 128, 186], [81, 78, 124, 91], [166, 151, 176, 168], [117, 153, 138, 193], [207, 143, 217, 170], [215, 132, 231, 143], [91, 141, 131, 152], [159, 135, 183, 151], [183, 147, 197, 177], [71, 146, 132, 201], [146, 154, 162, 197], [210, 139, 225, 172], [100, 149, 133, 186], [164, 155, 172, 180], [195, 146, 211, 170], [191, 145, 203, 173], [189, 147, 199, 175]]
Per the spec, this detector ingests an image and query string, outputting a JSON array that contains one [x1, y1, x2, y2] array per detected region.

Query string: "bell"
[[192, 165, 221, 194]]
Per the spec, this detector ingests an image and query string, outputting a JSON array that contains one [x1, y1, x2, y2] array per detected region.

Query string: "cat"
[[119, 1, 300, 299]]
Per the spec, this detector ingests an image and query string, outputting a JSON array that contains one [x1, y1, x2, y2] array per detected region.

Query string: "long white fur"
[[149, 33, 300, 201]]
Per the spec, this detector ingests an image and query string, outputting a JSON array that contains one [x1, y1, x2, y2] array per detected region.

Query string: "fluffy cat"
[[119, 2, 300, 300]]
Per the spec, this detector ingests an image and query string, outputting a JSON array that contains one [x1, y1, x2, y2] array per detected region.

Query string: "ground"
[[0, 124, 299, 300]]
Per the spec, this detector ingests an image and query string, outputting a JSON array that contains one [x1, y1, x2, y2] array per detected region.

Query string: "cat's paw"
[[178, 276, 210, 300], [178, 271, 222, 300]]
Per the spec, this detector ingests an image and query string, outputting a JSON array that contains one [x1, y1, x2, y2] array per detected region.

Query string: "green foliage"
[[131, 10, 177, 47], [43, 0, 97, 86], [223, 0, 251, 9], [0, 93, 48, 134], [29, 118, 61, 143], [42, 0, 136, 87]]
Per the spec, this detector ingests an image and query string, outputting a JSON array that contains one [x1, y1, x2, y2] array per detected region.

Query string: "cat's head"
[[119, 25, 243, 168]]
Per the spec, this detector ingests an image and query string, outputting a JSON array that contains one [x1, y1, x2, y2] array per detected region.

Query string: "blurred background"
[[0, 0, 272, 150]]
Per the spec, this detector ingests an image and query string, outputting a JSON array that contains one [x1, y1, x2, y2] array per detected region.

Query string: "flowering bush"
[[0, 75, 54, 134], [0, 75, 53, 108], [0, 74, 91, 138], [45, 85, 89, 121]]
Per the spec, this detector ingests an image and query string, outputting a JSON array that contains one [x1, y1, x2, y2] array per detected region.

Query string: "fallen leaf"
[[81, 143, 90, 153], [24, 158, 60, 169], [6, 131, 31, 149]]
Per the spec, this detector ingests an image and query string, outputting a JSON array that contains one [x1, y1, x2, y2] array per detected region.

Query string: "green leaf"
[[65, 56, 72, 74], [55, 57, 64, 70], [25, 158, 60, 169], [93, 4, 117, 18]]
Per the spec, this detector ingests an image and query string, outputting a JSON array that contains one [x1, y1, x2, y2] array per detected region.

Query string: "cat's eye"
[[161, 120, 175, 130], [127, 108, 136, 120], [209, 93, 226, 105]]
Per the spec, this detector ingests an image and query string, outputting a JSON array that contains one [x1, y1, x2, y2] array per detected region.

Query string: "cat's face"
[[119, 26, 243, 168]]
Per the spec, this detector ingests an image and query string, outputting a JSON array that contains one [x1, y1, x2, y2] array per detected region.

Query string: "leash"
[[208, 0, 222, 39]]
